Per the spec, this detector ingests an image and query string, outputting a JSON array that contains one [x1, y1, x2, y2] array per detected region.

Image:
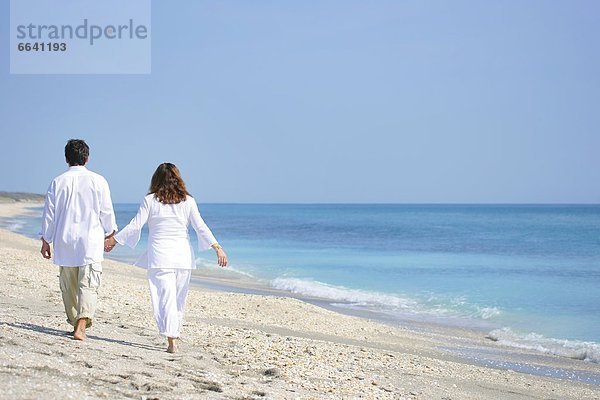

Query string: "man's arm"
[[39, 181, 56, 260], [99, 178, 118, 236]]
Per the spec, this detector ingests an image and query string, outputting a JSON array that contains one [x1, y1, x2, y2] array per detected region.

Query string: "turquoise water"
[[4, 203, 600, 362]]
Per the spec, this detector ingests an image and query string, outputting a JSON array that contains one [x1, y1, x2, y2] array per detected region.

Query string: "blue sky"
[[1, 1, 599, 203]]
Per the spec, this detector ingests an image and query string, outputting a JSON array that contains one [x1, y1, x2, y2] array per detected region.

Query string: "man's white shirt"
[[40, 166, 117, 267]]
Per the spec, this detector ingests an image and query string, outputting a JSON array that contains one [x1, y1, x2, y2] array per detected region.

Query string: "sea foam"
[[269, 277, 497, 321], [488, 327, 600, 364], [0, 219, 25, 232], [270, 277, 419, 308]]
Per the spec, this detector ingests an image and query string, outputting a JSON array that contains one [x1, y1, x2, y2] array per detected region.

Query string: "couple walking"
[[40, 139, 227, 353]]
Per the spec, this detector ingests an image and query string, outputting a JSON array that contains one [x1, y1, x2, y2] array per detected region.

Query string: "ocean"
[[4, 203, 600, 364]]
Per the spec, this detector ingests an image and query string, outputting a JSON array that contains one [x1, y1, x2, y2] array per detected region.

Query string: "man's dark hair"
[[65, 139, 90, 166]]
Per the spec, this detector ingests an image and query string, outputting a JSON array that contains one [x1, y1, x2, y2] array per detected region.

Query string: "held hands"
[[104, 234, 117, 253]]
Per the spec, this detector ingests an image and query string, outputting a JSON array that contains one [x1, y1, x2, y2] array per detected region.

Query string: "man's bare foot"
[[167, 337, 177, 353], [73, 318, 88, 341]]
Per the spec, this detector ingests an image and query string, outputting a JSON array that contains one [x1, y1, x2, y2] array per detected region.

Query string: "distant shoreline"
[[1, 190, 597, 206], [0, 191, 45, 204]]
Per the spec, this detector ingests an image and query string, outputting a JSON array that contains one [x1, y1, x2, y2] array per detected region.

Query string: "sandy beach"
[[1, 202, 599, 399]]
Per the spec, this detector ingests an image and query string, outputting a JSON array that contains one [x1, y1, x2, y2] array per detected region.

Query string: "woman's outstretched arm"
[[106, 196, 151, 251]]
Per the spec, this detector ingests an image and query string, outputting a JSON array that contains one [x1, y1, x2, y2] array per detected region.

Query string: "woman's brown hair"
[[149, 163, 191, 204]]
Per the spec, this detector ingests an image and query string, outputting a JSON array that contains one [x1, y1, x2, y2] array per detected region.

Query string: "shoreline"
[[188, 273, 600, 385], [1, 202, 599, 399], [3, 202, 600, 360], [6, 201, 599, 349], [103, 251, 600, 375]]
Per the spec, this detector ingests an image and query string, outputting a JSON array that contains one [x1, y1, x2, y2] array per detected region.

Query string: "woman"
[[104, 163, 227, 353]]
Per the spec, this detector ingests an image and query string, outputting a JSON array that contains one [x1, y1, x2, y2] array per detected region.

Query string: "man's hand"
[[40, 238, 52, 259]]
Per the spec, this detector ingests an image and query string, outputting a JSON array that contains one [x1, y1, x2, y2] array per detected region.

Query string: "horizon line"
[[117, 201, 600, 206], [2, 192, 598, 206]]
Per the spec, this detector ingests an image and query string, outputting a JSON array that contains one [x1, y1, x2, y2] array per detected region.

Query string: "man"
[[40, 139, 117, 340]]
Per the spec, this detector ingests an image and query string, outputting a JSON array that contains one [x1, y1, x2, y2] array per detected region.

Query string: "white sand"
[[1, 202, 599, 399]]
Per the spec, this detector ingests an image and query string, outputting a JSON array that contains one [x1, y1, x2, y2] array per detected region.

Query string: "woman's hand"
[[212, 244, 228, 267]]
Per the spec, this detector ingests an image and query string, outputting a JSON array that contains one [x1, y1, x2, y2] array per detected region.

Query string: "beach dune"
[[0, 202, 599, 399]]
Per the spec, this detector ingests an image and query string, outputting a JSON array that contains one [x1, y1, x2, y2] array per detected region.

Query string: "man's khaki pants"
[[59, 263, 102, 328]]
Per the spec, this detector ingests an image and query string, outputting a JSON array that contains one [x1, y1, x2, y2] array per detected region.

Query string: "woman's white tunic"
[[115, 194, 217, 269]]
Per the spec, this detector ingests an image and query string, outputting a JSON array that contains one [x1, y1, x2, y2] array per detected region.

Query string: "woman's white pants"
[[147, 268, 192, 338]]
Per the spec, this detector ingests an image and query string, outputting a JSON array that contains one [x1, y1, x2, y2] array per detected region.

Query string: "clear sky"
[[1, 1, 599, 203]]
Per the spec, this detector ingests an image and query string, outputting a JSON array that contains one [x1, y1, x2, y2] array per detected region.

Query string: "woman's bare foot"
[[73, 318, 88, 341], [167, 337, 177, 353]]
